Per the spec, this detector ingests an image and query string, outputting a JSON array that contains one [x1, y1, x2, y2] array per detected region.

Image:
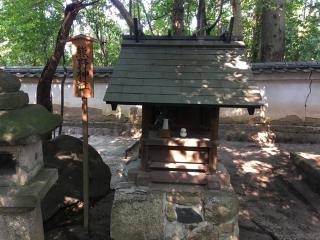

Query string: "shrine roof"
[[104, 36, 262, 108]]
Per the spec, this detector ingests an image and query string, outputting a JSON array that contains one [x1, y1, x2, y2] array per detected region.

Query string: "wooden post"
[[82, 97, 89, 230], [226, 17, 234, 43], [69, 35, 94, 231], [141, 105, 150, 171], [209, 107, 219, 173]]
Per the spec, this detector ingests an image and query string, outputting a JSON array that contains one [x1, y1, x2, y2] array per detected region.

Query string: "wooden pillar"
[[209, 107, 219, 174], [141, 105, 151, 171], [82, 97, 89, 230]]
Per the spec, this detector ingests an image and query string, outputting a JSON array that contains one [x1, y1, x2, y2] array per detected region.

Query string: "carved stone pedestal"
[[0, 169, 58, 240], [111, 160, 239, 240]]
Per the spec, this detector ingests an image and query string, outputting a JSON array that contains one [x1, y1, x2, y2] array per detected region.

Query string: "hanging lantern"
[[70, 34, 94, 98]]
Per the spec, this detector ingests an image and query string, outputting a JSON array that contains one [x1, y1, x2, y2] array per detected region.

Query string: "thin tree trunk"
[[58, 52, 67, 135], [197, 0, 207, 36], [206, 0, 223, 35], [251, 8, 262, 62], [172, 0, 185, 36], [231, 0, 243, 40], [111, 0, 134, 32], [260, 0, 285, 62], [37, 1, 98, 112], [138, 0, 154, 35]]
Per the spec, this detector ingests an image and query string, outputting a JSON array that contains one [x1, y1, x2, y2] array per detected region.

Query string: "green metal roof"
[[104, 37, 262, 107]]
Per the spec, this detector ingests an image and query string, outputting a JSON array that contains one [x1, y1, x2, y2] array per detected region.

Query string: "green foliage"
[[0, 0, 319, 65], [80, 1, 122, 65], [241, 0, 320, 61], [0, 0, 63, 65], [285, 0, 320, 60], [0, 0, 122, 66]]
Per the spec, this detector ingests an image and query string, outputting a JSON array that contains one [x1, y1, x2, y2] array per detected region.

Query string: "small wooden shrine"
[[104, 36, 262, 186]]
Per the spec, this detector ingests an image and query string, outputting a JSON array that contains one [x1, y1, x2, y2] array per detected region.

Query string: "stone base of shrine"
[[0, 169, 58, 240], [111, 162, 239, 240]]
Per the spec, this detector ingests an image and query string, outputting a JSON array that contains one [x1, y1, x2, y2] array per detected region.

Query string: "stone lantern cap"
[[0, 71, 62, 145]]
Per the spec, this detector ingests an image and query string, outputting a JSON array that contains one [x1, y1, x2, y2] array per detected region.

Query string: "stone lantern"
[[0, 71, 62, 240]]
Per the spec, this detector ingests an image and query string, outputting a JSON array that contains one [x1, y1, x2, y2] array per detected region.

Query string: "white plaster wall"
[[21, 80, 140, 116], [21, 81, 108, 109], [220, 71, 320, 121], [20, 71, 320, 122]]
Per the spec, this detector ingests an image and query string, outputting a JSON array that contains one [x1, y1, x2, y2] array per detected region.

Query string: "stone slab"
[[0, 203, 44, 240], [0, 168, 58, 240], [176, 207, 203, 223], [203, 190, 239, 225], [290, 152, 320, 194], [111, 182, 239, 240], [111, 187, 164, 240], [0, 168, 58, 212]]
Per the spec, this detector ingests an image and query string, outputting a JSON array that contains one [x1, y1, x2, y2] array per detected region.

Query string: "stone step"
[[150, 170, 207, 184], [150, 162, 207, 172]]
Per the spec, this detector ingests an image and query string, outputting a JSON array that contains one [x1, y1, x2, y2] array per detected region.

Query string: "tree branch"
[[138, 0, 154, 35], [206, 0, 225, 35], [110, 0, 134, 31], [82, 0, 100, 8]]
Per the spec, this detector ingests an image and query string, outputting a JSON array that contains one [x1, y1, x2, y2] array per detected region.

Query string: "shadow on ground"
[[219, 141, 320, 240]]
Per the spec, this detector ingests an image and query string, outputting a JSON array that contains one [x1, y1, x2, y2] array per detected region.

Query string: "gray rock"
[[187, 222, 219, 240], [111, 190, 164, 240], [89, 191, 114, 240], [0, 72, 21, 93], [41, 135, 111, 222], [166, 191, 201, 206], [204, 190, 239, 224], [165, 223, 187, 240], [166, 202, 177, 222]]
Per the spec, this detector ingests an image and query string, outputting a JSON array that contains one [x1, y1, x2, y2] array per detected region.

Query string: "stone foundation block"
[[0, 204, 44, 240], [0, 169, 58, 240], [111, 188, 164, 240], [111, 184, 239, 240]]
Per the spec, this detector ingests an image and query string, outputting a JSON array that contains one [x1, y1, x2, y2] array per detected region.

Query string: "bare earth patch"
[[219, 141, 320, 240], [54, 131, 320, 240]]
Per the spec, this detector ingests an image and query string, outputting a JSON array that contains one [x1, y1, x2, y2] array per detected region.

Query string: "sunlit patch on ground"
[[233, 159, 273, 176], [297, 152, 320, 167], [219, 140, 320, 240]]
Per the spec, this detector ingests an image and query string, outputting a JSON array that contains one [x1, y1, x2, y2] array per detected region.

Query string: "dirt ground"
[[218, 141, 320, 240], [62, 130, 320, 240]]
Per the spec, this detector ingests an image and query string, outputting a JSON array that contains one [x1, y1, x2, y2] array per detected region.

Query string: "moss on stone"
[[0, 104, 62, 144], [0, 72, 21, 93], [0, 91, 29, 110]]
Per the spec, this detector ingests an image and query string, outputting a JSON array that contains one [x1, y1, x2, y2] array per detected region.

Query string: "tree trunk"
[[231, 0, 243, 40], [111, 0, 134, 32], [196, 0, 206, 36], [58, 52, 67, 135], [251, 8, 262, 62], [206, 0, 223, 35], [260, 0, 285, 62], [37, 1, 94, 112], [172, 0, 185, 36]]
